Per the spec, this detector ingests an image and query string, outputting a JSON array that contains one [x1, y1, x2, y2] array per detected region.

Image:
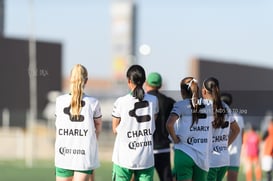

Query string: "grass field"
[[1, 159, 265, 181], [0, 160, 160, 181]]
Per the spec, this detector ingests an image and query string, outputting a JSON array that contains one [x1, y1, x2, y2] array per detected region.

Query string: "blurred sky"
[[4, 0, 273, 90]]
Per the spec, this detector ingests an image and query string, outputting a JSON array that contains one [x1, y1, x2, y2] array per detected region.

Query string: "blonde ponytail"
[[70, 64, 88, 120]]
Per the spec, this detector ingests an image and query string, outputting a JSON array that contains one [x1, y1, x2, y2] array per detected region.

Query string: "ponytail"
[[70, 64, 88, 120], [180, 77, 200, 127], [211, 86, 225, 128], [132, 85, 145, 101], [127, 65, 146, 101], [203, 77, 225, 128]]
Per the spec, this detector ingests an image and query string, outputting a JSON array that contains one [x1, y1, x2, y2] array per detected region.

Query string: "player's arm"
[[228, 120, 240, 146], [112, 117, 121, 134], [241, 128, 244, 143], [154, 113, 158, 121], [94, 117, 102, 139], [166, 113, 180, 144]]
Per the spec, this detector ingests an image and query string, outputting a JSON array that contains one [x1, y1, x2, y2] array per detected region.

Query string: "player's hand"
[[173, 135, 180, 144]]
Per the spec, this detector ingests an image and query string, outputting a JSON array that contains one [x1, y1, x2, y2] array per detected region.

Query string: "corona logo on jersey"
[[213, 145, 228, 153], [59, 147, 86, 156], [187, 125, 209, 146], [187, 137, 208, 145], [128, 140, 153, 150]]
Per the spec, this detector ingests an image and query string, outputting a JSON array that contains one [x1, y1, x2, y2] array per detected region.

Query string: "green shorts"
[[174, 149, 208, 181], [207, 166, 228, 181], [112, 164, 154, 181], [228, 166, 239, 172], [55, 167, 93, 178]]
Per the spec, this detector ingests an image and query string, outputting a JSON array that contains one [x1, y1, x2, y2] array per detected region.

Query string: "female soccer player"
[[55, 64, 102, 181], [112, 64, 158, 181], [166, 77, 213, 181], [221, 92, 245, 181], [202, 77, 240, 181]]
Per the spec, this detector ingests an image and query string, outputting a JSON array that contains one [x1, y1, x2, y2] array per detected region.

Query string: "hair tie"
[[187, 78, 198, 90]]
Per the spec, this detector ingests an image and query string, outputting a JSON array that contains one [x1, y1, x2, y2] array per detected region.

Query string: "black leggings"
[[154, 152, 172, 181]]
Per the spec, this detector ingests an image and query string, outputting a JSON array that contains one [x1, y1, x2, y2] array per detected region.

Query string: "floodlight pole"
[[26, 0, 37, 167]]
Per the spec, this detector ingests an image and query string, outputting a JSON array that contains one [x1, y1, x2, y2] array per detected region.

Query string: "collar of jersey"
[[202, 98, 213, 105]]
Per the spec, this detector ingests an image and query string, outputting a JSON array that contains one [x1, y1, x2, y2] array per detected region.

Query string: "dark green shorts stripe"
[[55, 167, 93, 177]]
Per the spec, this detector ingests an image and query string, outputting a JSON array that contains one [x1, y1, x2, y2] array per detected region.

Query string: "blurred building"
[[191, 58, 273, 129], [0, 37, 62, 128]]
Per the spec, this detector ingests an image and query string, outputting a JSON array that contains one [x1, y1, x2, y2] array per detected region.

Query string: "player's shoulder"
[[83, 94, 100, 104], [174, 99, 190, 107], [113, 94, 132, 105], [145, 93, 158, 102], [55, 94, 70, 107], [116, 93, 131, 101], [180, 99, 190, 104]]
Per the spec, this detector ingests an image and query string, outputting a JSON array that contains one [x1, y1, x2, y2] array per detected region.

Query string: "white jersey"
[[55, 94, 102, 170], [203, 99, 234, 168], [112, 93, 158, 169], [171, 98, 213, 171], [228, 112, 244, 167]]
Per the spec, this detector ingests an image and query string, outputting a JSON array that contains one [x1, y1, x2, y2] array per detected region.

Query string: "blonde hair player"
[[55, 64, 102, 181]]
